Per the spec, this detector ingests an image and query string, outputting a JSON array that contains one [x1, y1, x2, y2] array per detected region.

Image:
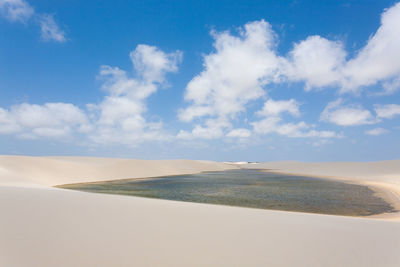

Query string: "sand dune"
[[0, 155, 237, 187], [241, 160, 400, 181], [1, 156, 400, 266], [1, 186, 400, 267]]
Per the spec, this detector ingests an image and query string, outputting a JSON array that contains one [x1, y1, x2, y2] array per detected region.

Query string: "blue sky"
[[1, 0, 400, 161]]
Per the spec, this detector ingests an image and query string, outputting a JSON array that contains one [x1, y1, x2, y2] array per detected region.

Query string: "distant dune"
[[1, 156, 400, 267], [241, 160, 400, 181]]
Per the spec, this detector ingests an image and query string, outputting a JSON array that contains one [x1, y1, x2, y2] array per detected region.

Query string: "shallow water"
[[58, 169, 397, 216]]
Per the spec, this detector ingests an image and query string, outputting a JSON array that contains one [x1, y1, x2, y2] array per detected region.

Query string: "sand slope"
[[1, 186, 400, 267], [241, 160, 400, 182], [0, 156, 237, 187], [1, 156, 400, 267]]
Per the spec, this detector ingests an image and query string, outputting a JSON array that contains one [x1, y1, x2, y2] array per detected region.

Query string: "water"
[[58, 169, 397, 216]]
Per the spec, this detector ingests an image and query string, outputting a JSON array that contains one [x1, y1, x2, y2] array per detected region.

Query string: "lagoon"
[[58, 169, 396, 216]]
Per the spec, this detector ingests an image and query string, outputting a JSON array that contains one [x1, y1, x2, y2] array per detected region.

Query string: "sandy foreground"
[[1, 156, 400, 267]]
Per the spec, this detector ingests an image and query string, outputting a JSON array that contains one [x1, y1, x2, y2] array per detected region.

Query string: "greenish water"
[[58, 169, 397, 216]]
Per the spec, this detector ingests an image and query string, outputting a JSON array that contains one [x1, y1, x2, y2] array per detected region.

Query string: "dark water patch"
[[57, 169, 397, 216]]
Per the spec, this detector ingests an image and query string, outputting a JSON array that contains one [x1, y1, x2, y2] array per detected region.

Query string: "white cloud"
[[0, 0, 66, 42], [251, 116, 280, 135], [131, 44, 181, 84], [176, 19, 340, 140], [0, 44, 182, 146], [0, 0, 33, 22], [177, 118, 229, 140], [177, 125, 223, 140], [226, 128, 251, 138], [382, 76, 400, 95], [38, 14, 66, 42], [178, 20, 283, 138], [89, 45, 182, 146], [184, 2, 400, 97], [252, 115, 337, 138], [320, 99, 377, 126], [251, 98, 338, 139], [0, 103, 89, 138], [3, 2, 400, 148], [284, 35, 346, 90], [374, 104, 400, 119], [341, 3, 400, 93], [256, 99, 300, 117], [365, 127, 389, 136], [282, 2, 400, 94], [179, 3, 400, 140], [321, 101, 400, 128]]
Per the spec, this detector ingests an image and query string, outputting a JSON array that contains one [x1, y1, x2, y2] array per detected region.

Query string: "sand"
[[0, 156, 237, 187], [1, 156, 400, 267]]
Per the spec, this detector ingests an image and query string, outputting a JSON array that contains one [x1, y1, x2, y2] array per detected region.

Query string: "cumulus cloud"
[[0, 0, 33, 22], [0, 45, 182, 146], [176, 24, 342, 141], [341, 3, 400, 93], [284, 36, 346, 90], [88, 45, 182, 145], [252, 100, 338, 138], [180, 20, 279, 119], [179, 3, 400, 140], [365, 127, 389, 136], [178, 20, 283, 138], [0, 0, 66, 42], [374, 104, 400, 119], [0, 103, 89, 139], [177, 118, 229, 140], [320, 99, 377, 126], [321, 101, 400, 127], [256, 99, 300, 117], [282, 2, 400, 94], [38, 14, 66, 42]]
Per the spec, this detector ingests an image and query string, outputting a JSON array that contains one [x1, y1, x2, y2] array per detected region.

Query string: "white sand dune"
[[240, 160, 400, 182], [1, 156, 400, 267], [0, 155, 237, 187]]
